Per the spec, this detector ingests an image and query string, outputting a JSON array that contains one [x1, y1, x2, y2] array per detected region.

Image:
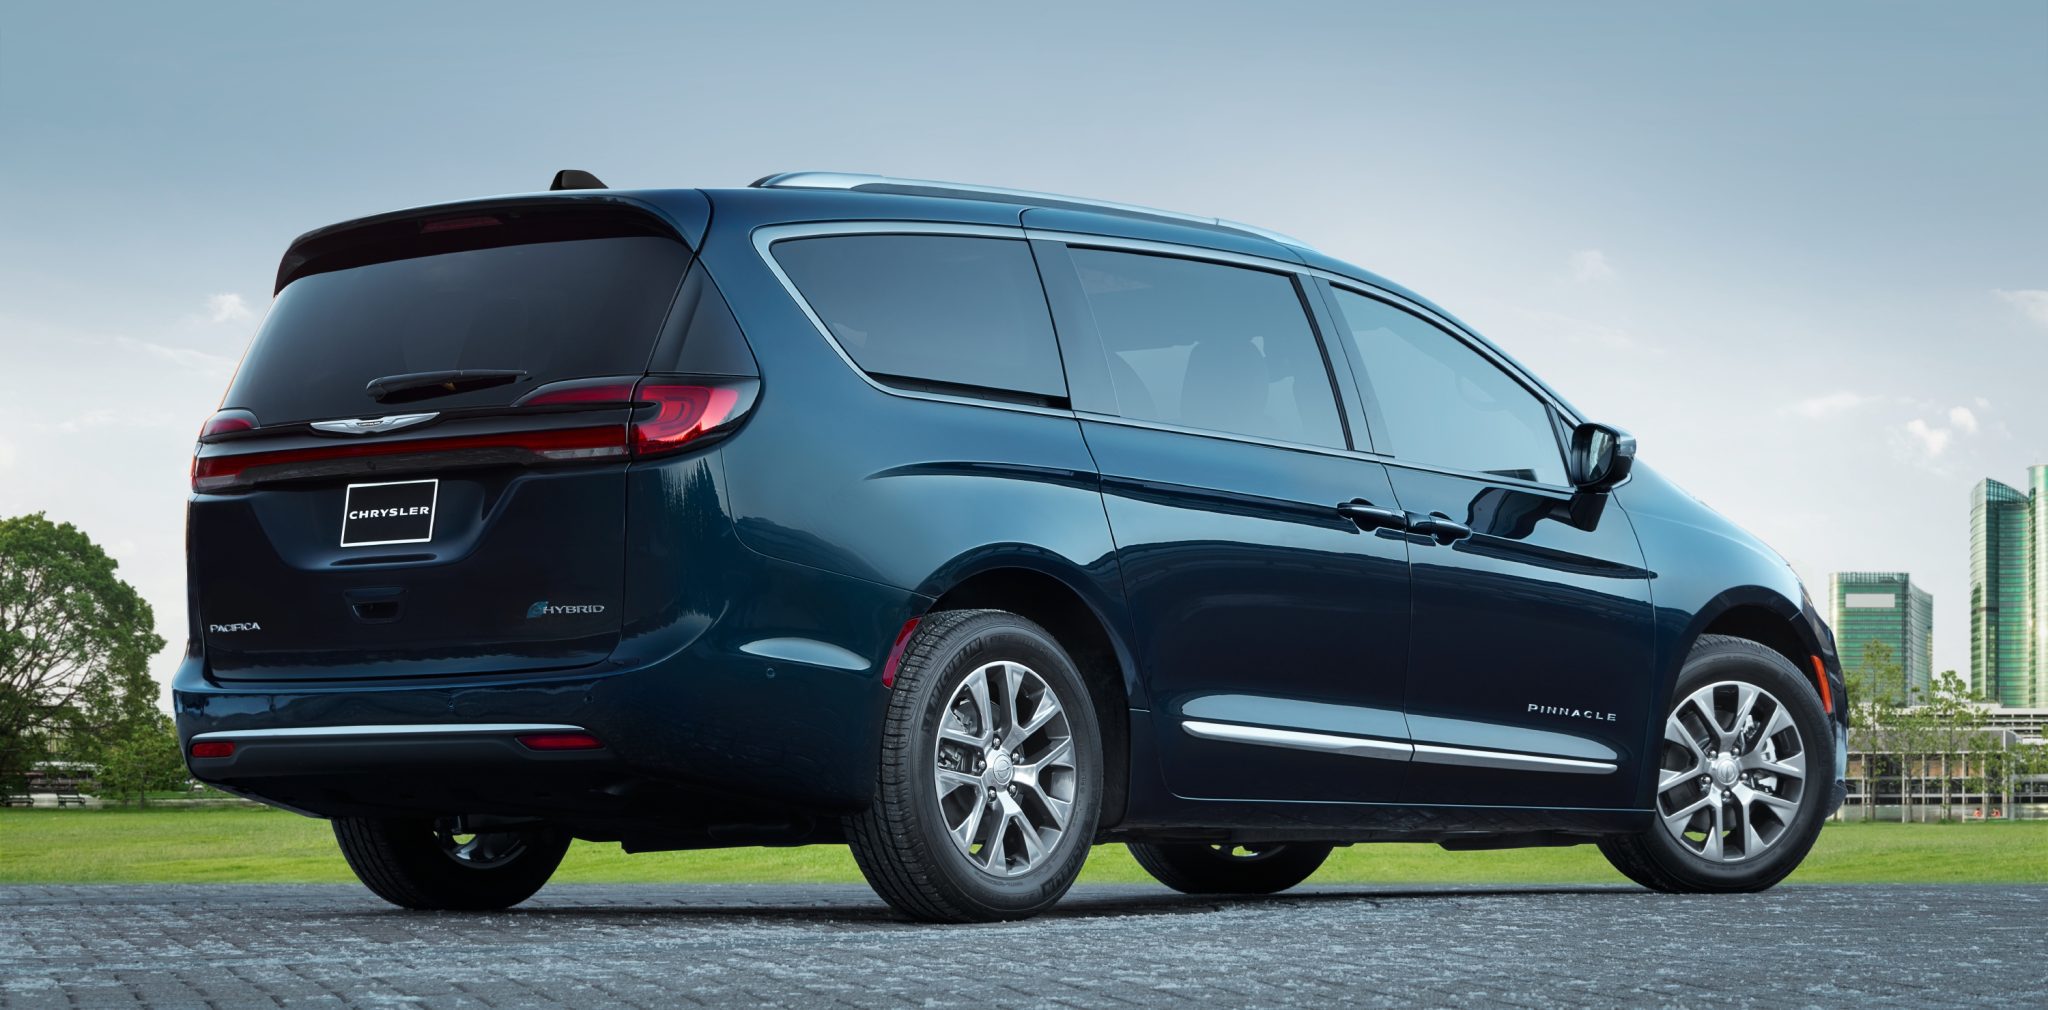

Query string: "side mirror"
[[1567, 422, 1636, 492]]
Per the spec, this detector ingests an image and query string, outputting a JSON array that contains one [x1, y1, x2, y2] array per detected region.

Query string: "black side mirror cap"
[[1567, 422, 1636, 491]]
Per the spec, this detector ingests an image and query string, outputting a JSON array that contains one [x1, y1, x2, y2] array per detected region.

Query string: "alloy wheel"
[[931, 660, 1078, 877], [1656, 681, 1808, 863]]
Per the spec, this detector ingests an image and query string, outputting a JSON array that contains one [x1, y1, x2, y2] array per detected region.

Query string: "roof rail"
[[750, 171, 1314, 252]]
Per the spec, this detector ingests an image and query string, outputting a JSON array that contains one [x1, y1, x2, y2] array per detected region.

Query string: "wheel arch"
[[916, 556, 1137, 831]]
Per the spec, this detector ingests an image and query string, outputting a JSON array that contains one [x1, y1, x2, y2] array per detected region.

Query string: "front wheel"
[[1128, 841, 1333, 895], [845, 609, 1104, 923], [1598, 634, 1835, 893], [333, 817, 570, 910]]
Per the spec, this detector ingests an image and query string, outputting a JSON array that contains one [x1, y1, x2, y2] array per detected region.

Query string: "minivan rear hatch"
[[190, 200, 693, 681]]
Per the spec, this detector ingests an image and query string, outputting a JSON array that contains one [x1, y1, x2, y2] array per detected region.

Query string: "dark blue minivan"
[[176, 171, 1847, 921]]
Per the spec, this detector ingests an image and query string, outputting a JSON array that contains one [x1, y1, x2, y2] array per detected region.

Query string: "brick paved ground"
[[1, 884, 2038, 1008]]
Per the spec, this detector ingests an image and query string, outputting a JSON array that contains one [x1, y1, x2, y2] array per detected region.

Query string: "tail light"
[[199, 410, 257, 437], [189, 740, 235, 759], [193, 377, 755, 491]]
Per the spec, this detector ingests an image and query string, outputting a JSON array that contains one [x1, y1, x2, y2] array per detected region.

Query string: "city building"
[[1970, 466, 2047, 708], [1830, 571, 1933, 701]]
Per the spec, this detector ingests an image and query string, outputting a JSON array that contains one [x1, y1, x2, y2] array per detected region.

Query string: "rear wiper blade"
[[365, 369, 526, 404]]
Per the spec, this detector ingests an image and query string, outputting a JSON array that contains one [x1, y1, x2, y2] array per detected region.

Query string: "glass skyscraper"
[[1829, 571, 1932, 702], [1970, 466, 2046, 708]]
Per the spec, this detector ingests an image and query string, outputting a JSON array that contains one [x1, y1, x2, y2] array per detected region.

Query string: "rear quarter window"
[[771, 234, 1067, 401]]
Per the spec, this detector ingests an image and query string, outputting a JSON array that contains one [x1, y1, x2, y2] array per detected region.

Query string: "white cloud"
[[1904, 418, 1951, 457], [1789, 390, 1874, 418], [1947, 405, 1979, 434], [205, 293, 253, 323], [1511, 306, 1640, 350], [1569, 249, 1615, 283], [115, 337, 238, 375], [1994, 289, 2048, 328]]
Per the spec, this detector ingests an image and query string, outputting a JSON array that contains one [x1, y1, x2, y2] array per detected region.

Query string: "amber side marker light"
[[1809, 656, 1834, 714], [516, 733, 605, 751], [190, 741, 235, 759]]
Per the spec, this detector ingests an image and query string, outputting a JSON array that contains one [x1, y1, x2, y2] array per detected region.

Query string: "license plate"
[[340, 479, 439, 547]]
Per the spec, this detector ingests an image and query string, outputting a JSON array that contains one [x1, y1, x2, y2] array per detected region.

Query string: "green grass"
[[2, 807, 2042, 885]]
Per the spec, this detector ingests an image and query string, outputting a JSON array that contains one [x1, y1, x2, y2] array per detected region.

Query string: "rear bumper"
[[185, 722, 628, 819], [172, 550, 926, 822]]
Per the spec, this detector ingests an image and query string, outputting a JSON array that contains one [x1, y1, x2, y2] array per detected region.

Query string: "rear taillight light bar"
[[193, 378, 753, 492]]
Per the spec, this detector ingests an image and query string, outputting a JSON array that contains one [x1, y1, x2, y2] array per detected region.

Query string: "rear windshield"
[[226, 235, 690, 425]]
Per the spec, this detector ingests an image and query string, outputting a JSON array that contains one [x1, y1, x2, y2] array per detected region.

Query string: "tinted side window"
[[772, 235, 1065, 399], [1067, 248, 1344, 449], [1328, 288, 1565, 484]]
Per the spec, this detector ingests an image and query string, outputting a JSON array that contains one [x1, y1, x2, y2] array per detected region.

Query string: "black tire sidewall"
[[1637, 640, 1835, 890], [896, 614, 1103, 916]]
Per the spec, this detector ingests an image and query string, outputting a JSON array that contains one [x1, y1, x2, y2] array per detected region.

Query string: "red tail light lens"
[[190, 378, 752, 491], [199, 410, 258, 438], [632, 382, 743, 457], [189, 741, 235, 759], [516, 732, 605, 751], [193, 425, 628, 491]]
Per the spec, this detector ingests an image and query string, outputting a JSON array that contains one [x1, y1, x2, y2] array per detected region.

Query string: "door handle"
[[1337, 499, 1409, 533], [1407, 512, 1472, 545]]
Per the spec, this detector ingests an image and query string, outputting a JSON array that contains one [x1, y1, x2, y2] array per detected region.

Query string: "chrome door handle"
[[1337, 500, 1409, 533]]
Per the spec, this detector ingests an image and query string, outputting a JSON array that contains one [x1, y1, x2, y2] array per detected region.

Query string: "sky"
[[1, 1, 2043, 699]]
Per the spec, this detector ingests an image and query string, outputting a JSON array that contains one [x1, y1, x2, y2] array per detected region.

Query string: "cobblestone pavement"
[[1, 883, 2039, 1008]]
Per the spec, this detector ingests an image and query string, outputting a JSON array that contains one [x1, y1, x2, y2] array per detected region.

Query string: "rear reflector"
[[882, 617, 922, 689], [190, 741, 235, 759], [517, 732, 605, 751]]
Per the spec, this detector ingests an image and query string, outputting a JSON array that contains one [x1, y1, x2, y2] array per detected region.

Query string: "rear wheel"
[[333, 817, 570, 910], [1128, 842, 1333, 895], [1598, 634, 1834, 893], [845, 609, 1103, 922]]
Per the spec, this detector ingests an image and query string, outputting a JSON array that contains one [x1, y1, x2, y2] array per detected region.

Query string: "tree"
[[1846, 640, 1905, 821], [92, 713, 189, 806], [0, 513, 165, 790], [1916, 670, 1987, 821]]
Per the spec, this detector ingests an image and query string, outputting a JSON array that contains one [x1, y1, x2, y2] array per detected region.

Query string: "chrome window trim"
[[1076, 410, 1576, 498], [190, 723, 586, 741], [1076, 410, 1360, 461], [751, 221, 1081, 422], [1181, 719, 1618, 775]]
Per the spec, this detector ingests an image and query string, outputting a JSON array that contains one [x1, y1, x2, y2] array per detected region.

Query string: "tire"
[[845, 609, 1104, 923], [1128, 842, 1333, 895], [333, 817, 571, 911], [1598, 634, 1836, 893]]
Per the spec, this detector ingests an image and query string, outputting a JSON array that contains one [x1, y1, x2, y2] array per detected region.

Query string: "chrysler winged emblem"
[[309, 412, 438, 436]]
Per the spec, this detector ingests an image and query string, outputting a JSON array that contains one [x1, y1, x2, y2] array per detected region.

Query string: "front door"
[[1037, 241, 1415, 804], [1321, 282, 1655, 809]]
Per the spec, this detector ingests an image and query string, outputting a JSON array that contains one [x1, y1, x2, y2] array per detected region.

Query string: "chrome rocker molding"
[[1181, 720, 1616, 775], [189, 723, 587, 741]]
